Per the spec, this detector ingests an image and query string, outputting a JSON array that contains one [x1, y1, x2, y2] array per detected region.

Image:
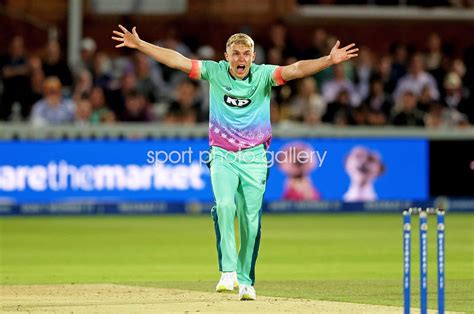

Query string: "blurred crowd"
[[1, 24, 473, 129]]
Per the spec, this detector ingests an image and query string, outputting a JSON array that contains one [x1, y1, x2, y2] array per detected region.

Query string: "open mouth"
[[236, 64, 246, 75]]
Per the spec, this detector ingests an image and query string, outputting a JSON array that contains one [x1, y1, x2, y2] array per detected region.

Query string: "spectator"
[[424, 101, 468, 129], [165, 79, 200, 124], [303, 28, 328, 60], [351, 104, 370, 125], [354, 46, 375, 101], [119, 90, 153, 122], [270, 103, 281, 124], [0, 36, 30, 120], [265, 21, 297, 60], [42, 40, 73, 88], [267, 47, 296, 120], [195, 45, 216, 120], [156, 25, 191, 57], [452, 58, 467, 79], [304, 29, 334, 89], [75, 98, 92, 125], [72, 69, 93, 101], [366, 106, 387, 126], [289, 77, 326, 124], [92, 51, 113, 89], [394, 53, 440, 102], [374, 55, 395, 94], [323, 89, 354, 124], [429, 55, 451, 95], [322, 63, 360, 106], [443, 72, 472, 123], [417, 84, 435, 112], [391, 90, 424, 126], [424, 33, 443, 71], [133, 52, 159, 103], [27, 68, 45, 115], [106, 71, 138, 116], [364, 77, 393, 120], [154, 26, 190, 92], [73, 37, 97, 76], [89, 86, 115, 124], [29, 54, 42, 72], [267, 47, 284, 66], [30, 77, 75, 126], [389, 43, 408, 90], [464, 45, 474, 104]]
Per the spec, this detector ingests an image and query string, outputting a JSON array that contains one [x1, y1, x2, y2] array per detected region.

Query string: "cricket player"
[[112, 25, 358, 300]]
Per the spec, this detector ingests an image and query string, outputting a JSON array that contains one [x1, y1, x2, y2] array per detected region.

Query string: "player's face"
[[225, 44, 255, 79]]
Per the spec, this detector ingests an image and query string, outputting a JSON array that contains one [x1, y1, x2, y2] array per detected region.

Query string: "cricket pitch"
[[0, 284, 455, 313]]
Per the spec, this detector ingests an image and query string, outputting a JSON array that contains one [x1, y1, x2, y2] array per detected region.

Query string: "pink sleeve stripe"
[[274, 66, 286, 85], [188, 60, 200, 79]]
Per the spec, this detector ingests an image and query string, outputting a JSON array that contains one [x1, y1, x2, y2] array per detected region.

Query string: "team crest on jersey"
[[224, 95, 252, 108]]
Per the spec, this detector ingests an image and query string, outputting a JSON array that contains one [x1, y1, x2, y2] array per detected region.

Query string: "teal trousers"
[[210, 145, 268, 286]]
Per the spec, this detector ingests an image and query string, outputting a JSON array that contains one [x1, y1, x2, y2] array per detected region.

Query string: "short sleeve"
[[272, 66, 286, 86], [188, 60, 220, 81], [261, 64, 286, 87]]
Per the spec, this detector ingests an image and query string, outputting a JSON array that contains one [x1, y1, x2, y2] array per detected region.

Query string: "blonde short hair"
[[226, 33, 254, 51]]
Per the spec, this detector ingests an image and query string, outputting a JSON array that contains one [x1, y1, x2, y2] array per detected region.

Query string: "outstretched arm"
[[112, 25, 192, 73], [281, 40, 358, 82]]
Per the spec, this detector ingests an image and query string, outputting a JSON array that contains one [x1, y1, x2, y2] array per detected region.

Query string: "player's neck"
[[228, 68, 251, 81]]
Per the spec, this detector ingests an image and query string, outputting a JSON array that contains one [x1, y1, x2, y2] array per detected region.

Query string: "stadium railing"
[[1, 123, 474, 140]]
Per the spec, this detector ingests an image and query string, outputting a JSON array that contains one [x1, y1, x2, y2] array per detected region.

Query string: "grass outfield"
[[0, 213, 472, 312]]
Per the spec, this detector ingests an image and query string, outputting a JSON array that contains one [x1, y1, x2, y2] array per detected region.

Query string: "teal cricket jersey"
[[189, 60, 285, 151]]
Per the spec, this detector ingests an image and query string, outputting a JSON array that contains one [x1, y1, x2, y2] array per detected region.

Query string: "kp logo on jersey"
[[224, 95, 252, 108]]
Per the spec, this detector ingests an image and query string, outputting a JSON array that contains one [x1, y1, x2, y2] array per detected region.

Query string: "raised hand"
[[329, 41, 359, 65], [112, 25, 141, 49]]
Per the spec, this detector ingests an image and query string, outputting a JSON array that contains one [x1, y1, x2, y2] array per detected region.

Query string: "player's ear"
[[224, 51, 229, 62], [252, 51, 256, 62]]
